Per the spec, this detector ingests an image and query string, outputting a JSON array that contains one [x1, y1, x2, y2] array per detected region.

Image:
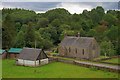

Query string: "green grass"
[[51, 52, 58, 54], [50, 52, 58, 55], [102, 58, 120, 64], [99, 56, 109, 58], [2, 59, 119, 78], [93, 56, 109, 61], [0, 59, 2, 78]]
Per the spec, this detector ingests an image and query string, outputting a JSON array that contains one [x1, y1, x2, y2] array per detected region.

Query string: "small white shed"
[[17, 48, 48, 67]]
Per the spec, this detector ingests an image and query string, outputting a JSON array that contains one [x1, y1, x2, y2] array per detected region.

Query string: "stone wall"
[[49, 56, 120, 73]]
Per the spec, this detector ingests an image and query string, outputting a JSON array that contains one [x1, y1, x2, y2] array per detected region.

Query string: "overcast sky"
[[0, 2, 119, 14]]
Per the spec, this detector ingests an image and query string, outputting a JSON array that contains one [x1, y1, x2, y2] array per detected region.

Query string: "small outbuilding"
[[8, 48, 22, 59], [0, 49, 7, 59], [59, 36, 100, 60], [17, 48, 49, 67]]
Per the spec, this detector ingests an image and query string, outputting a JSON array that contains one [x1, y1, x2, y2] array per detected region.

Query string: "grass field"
[[0, 59, 2, 78], [102, 58, 120, 64], [2, 59, 119, 78]]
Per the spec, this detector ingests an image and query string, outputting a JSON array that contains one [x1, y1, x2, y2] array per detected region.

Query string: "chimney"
[[78, 32, 80, 37]]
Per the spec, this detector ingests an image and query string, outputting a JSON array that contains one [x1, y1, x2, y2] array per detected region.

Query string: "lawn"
[[93, 56, 110, 61], [0, 59, 1, 78], [102, 58, 120, 65], [2, 59, 119, 78]]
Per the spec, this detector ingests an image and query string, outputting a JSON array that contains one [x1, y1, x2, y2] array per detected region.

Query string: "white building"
[[17, 48, 48, 67]]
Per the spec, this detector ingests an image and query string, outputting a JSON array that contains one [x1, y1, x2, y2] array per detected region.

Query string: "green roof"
[[0, 49, 5, 54], [8, 48, 22, 53]]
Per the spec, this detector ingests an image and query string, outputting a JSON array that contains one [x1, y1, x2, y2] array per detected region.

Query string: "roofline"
[[23, 47, 43, 50]]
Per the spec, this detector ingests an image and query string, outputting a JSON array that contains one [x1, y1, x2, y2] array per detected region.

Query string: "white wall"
[[17, 58, 49, 67], [17, 59, 39, 66], [17, 59, 24, 65], [40, 58, 48, 65], [24, 60, 39, 66]]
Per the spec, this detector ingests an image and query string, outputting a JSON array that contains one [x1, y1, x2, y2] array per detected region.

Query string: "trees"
[[106, 25, 119, 55], [103, 13, 117, 27], [15, 22, 22, 32], [100, 41, 116, 57], [35, 32, 53, 49], [2, 7, 119, 55], [36, 18, 49, 29], [14, 31, 25, 48], [87, 29, 96, 37], [24, 22, 35, 47], [51, 19, 61, 27], [81, 21, 90, 32], [82, 10, 90, 19], [106, 25, 118, 42], [2, 14, 16, 49], [10, 9, 37, 24], [90, 6, 105, 25]]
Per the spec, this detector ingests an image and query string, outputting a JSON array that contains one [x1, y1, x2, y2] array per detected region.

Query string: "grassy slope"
[[102, 58, 120, 64], [2, 59, 119, 78]]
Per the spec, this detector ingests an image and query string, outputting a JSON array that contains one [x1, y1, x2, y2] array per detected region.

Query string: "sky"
[[0, 2, 119, 14]]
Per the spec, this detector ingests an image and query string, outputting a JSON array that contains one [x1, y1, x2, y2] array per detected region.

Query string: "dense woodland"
[[1, 6, 120, 56]]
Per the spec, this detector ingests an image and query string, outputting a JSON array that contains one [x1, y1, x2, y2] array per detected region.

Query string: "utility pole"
[[34, 40, 37, 67], [35, 40, 36, 49]]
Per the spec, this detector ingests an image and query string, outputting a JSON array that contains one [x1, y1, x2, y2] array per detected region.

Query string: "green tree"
[[106, 25, 119, 55], [87, 29, 96, 37], [15, 22, 22, 32], [24, 22, 35, 47], [82, 10, 90, 19], [90, 6, 105, 25], [2, 14, 16, 48], [42, 39, 53, 49], [20, 24, 28, 33], [51, 19, 61, 27], [60, 24, 71, 30], [100, 41, 116, 57], [103, 13, 117, 27], [71, 22, 81, 30], [34, 31, 44, 48], [106, 25, 118, 42], [44, 8, 70, 23], [81, 21, 90, 32], [36, 18, 49, 29], [10, 9, 37, 24], [14, 31, 25, 48]]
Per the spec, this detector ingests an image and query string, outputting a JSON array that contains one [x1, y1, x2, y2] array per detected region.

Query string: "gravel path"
[[74, 60, 120, 71]]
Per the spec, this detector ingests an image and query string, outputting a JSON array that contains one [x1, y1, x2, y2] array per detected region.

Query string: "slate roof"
[[60, 36, 95, 48], [8, 48, 22, 53], [18, 48, 45, 61]]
